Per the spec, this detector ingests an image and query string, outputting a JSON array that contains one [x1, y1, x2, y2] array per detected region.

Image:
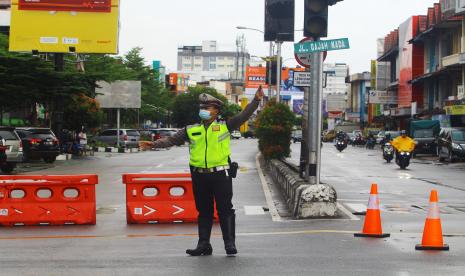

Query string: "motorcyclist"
[[381, 133, 392, 150], [335, 130, 347, 142], [391, 130, 416, 157]]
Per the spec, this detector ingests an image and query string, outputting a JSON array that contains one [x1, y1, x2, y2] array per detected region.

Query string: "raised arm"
[[153, 128, 188, 148], [227, 86, 264, 131]]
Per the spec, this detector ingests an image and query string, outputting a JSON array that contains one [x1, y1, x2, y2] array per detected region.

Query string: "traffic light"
[[304, 0, 328, 39], [264, 0, 295, 42], [266, 59, 278, 85]]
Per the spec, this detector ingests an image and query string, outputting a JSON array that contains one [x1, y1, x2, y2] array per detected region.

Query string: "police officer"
[[153, 87, 265, 256]]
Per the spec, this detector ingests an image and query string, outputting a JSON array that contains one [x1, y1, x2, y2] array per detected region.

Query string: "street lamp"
[[236, 26, 274, 100]]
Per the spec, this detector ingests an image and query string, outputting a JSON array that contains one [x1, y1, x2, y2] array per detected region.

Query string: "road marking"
[[255, 153, 282, 222], [337, 203, 360, 220], [344, 203, 366, 215], [244, 206, 265, 215], [156, 164, 164, 168]]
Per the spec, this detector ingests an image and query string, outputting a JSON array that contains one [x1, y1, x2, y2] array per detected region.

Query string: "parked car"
[[231, 130, 242, 139], [93, 129, 140, 148], [16, 128, 60, 164], [0, 127, 23, 173], [243, 130, 255, 139], [150, 128, 178, 141], [437, 128, 465, 162], [292, 130, 302, 143], [0, 136, 7, 167]]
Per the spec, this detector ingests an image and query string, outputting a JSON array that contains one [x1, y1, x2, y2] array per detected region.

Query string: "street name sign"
[[294, 38, 350, 54], [293, 72, 312, 87]]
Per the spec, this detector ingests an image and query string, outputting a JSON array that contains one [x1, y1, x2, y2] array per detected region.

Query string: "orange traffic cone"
[[415, 190, 449, 251], [354, 183, 390, 238]]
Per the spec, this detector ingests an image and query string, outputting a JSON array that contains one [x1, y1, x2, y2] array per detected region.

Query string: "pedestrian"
[[78, 127, 87, 146], [153, 87, 265, 256]]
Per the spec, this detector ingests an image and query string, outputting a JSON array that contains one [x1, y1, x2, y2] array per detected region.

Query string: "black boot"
[[186, 217, 213, 256], [220, 214, 237, 256]]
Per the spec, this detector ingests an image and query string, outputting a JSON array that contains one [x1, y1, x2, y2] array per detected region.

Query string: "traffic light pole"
[[306, 51, 323, 185], [268, 41, 273, 99], [276, 41, 282, 103], [300, 65, 310, 179]]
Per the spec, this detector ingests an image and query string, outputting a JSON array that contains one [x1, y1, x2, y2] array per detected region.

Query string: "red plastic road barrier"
[[0, 175, 98, 226], [123, 173, 217, 224]]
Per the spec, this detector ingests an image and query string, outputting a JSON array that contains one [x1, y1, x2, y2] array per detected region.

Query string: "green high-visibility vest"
[[186, 121, 231, 168]]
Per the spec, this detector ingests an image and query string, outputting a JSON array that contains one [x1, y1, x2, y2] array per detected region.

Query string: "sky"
[[119, 0, 439, 74]]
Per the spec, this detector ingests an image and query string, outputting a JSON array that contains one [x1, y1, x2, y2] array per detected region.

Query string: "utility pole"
[[300, 64, 310, 178]]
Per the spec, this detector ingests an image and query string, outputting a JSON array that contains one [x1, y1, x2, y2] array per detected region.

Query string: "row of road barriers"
[[0, 173, 215, 227]]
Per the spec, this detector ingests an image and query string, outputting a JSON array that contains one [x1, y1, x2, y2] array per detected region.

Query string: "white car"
[[231, 131, 242, 139]]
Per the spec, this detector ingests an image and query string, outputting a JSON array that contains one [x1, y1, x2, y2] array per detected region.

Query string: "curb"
[[93, 147, 140, 153]]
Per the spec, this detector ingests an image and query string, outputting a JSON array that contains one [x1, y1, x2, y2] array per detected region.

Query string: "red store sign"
[[18, 0, 112, 13]]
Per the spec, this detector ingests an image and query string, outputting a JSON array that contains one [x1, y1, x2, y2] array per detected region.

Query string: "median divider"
[[0, 174, 98, 226], [122, 173, 217, 224]]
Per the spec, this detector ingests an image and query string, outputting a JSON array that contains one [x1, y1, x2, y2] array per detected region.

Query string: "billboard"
[[245, 66, 269, 89], [9, 0, 119, 54], [95, 81, 141, 109]]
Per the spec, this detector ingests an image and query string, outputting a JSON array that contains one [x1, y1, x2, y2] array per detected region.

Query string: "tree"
[[0, 33, 102, 128]]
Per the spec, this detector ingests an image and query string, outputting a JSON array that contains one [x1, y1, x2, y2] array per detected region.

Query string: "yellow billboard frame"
[[9, 0, 119, 54]]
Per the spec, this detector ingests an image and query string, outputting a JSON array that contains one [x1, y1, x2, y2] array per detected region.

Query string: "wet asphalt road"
[[1, 140, 465, 275]]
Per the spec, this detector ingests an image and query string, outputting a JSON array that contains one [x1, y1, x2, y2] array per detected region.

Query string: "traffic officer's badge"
[[212, 125, 220, 132]]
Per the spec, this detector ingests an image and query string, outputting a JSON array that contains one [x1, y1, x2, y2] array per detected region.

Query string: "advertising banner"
[[368, 90, 398, 104], [293, 99, 304, 115], [245, 66, 268, 89], [10, 0, 119, 54]]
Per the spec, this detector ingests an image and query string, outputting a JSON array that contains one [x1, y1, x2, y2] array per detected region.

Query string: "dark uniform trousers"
[[190, 167, 235, 243]]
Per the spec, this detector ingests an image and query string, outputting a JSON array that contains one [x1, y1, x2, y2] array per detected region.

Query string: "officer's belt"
[[191, 166, 230, 173]]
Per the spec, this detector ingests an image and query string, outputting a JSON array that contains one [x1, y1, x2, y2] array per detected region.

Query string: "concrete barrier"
[[267, 159, 337, 219]]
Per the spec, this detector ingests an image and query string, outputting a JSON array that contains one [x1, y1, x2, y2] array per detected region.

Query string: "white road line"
[[244, 206, 266, 215], [337, 203, 360, 221], [255, 153, 282, 222], [344, 203, 367, 214], [156, 164, 164, 168]]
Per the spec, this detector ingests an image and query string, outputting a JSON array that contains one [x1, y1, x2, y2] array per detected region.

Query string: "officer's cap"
[[199, 93, 223, 109]]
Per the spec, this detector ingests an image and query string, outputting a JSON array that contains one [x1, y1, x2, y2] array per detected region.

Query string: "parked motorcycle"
[[383, 143, 394, 163], [396, 151, 412, 169], [335, 139, 347, 152]]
